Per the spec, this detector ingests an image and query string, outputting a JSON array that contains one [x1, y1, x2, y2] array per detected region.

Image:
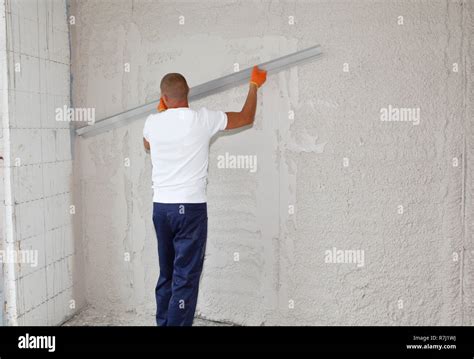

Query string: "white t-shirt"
[[143, 107, 227, 203]]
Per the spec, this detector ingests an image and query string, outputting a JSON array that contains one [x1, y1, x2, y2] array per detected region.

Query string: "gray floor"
[[62, 305, 231, 326]]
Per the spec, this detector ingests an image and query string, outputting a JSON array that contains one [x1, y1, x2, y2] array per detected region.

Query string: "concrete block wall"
[[1, 0, 84, 326], [0, 0, 5, 326], [0, 0, 11, 327], [71, 0, 473, 325]]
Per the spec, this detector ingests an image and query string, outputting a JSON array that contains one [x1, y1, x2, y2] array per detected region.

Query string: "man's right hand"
[[250, 66, 267, 88]]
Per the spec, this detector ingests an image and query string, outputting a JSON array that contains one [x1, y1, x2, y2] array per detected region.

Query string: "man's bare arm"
[[225, 84, 258, 129], [225, 66, 266, 130], [143, 138, 150, 151]]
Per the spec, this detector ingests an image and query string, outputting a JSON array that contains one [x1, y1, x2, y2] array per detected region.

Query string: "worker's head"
[[160, 73, 189, 108]]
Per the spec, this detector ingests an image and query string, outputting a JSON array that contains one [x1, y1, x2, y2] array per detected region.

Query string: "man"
[[143, 66, 267, 326]]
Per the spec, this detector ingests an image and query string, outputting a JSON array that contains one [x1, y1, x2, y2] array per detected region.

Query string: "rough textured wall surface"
[[71, 0, 473, 325], [464, 0, 474, 325]]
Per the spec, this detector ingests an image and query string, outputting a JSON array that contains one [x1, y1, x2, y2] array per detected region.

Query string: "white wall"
[[0, 0, 6, 326], [1, 0, 84, 326], [70, 0, 473, 325]]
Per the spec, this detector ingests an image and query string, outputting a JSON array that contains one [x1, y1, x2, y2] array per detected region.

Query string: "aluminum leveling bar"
[[76, 44, 322, 137]]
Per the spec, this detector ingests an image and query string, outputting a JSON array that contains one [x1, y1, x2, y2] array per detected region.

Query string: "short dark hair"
[[160, 73, 189, 100]]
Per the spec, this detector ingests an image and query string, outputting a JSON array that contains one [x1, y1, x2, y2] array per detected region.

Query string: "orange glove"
[[157, 97, 167, 112], [250, 66, 267, 88]]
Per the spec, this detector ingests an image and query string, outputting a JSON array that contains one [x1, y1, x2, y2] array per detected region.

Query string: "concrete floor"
[[62, 305, 232, 326]]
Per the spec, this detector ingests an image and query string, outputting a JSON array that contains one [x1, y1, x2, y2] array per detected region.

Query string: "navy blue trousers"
[[152, 202, 207, 326]]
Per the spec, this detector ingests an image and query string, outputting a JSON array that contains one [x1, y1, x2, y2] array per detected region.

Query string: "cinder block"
[[41, 60, 69, 96], [40, 93, 57, 127], [45, 263, 55, 299], [55, 129, 71, 161], [54, 295, 64, 324], [52, 61, 69, 96], [18, 16, 39, 57], [48, 94, 71, 129], [41, 129, 57, 163], [10, 90, 41, 128], [44, 195, 59, 231], [12, 163, 44, 203], [46, 291, 55, 325], [50, 262, 60, 297], [42, 162, 58, 197], [53, 258, 64, 294], [37, 0, 51, 27], [65, 255, 74, 288], [20, 268, 47, 313], [64, 224, 74, 257], [55, 260, 63, 295], [50, 293, 61, 324], [46, 226, 72, 265], [54, 226, 69, 263], [64, 286, 75, 316], [0, 60, 5, 91], [9, 0, 39, 22], [16, 198, 44, 239], [59, 258, 67, 293], [37, 12, 53, 60], [38, 58, 48, 94], [7, 12, 20, 53], [57, 227, 67, 262], [37, 21, 48, 60], [51, 0, 67, 33], [49, 29, 69, 64], [44, 193, 71, 231], [45, 227, 59, 266], [18, 234, 45, 278], [63, 193, 74, 227], [10, 128, 42, 165], [10, 14, 38, 56], [43, 160, 72, 197], [0, 31, 4, 53], [0, 20, 7, 61], [25, 302, 48, 326], [33, 268, 48, 309], [61, 193, 73, 227], [12, 54, 40, 93], [34, 303, 49, 326]]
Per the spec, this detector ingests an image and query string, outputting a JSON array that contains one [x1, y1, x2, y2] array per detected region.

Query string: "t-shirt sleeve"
[[143, 115, 152, 141], [201, 108, 228, 137]]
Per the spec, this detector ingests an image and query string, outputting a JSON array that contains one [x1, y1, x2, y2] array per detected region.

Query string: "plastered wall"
[[70, 0, 473, 325]]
